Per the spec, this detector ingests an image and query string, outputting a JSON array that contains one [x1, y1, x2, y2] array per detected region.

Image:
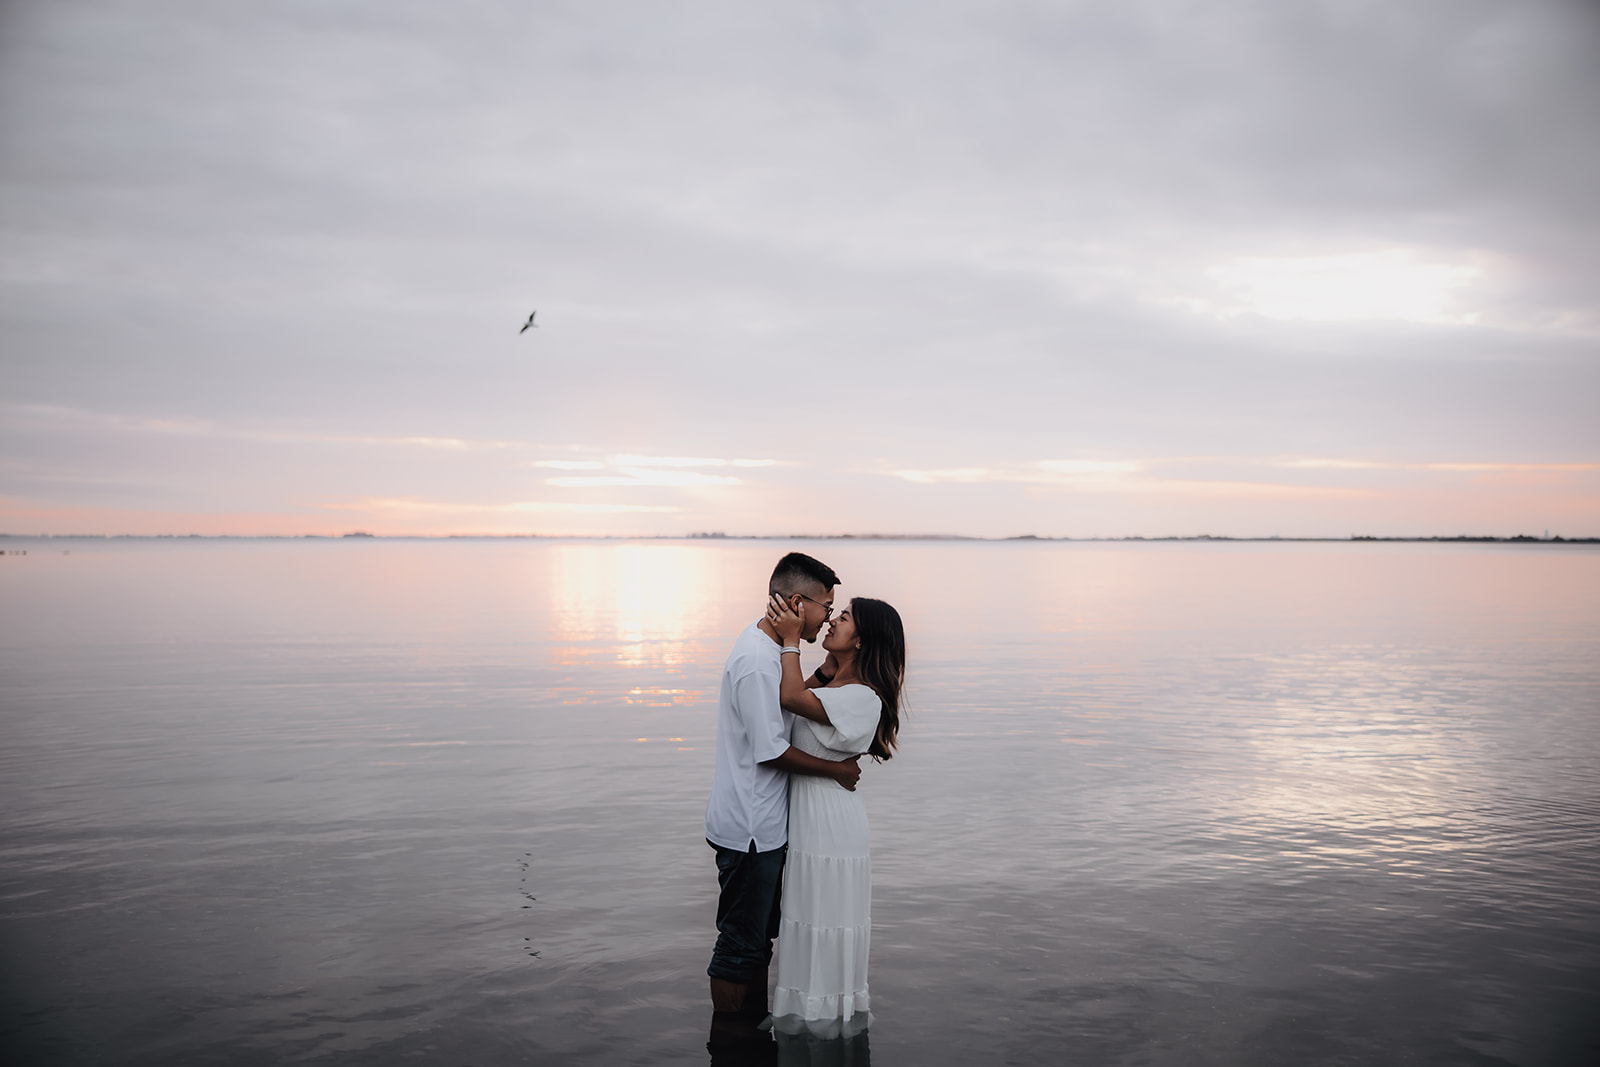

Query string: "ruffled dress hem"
[[771, 1003, 872, 1039]]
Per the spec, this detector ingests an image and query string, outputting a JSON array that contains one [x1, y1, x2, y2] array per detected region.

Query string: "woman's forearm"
[[779, 651, 831, 724]]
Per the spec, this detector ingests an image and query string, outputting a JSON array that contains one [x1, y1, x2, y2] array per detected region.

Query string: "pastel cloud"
[[539, 454, 782, 488], [1186, 249, 1486, 326], [319, 498, 679, 515], [1276, 459, 1600, 473], [883, 455, 1600, 506], [886, 460, 1372, 500]]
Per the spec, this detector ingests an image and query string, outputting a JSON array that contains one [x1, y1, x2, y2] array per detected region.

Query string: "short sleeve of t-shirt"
[[810, 684, 883, 756], [734, 663, 790, 765]]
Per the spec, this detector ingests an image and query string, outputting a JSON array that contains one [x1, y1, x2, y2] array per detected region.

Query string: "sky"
[[2, 0, 1598, 538]]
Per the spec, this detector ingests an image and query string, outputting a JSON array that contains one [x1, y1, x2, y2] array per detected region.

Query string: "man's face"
[[793, 586, 835, 643]]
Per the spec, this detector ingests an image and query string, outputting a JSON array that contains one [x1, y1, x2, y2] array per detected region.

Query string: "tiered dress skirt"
[[771, 771, 872, 1036]]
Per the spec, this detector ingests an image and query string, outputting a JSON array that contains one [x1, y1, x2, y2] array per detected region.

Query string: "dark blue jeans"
[[707, 839, 787, 983]]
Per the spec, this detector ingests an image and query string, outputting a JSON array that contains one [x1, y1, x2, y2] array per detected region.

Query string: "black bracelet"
[[813, 669, 834, 684]]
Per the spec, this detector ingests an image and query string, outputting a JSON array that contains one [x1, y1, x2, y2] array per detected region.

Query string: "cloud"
[[886, 460, 1372, 500], [890, 461, 1150, 486], [318, 497, 679, 515], [538, 453, 783, 488], [609, 455, 778, 469], [880, 454, 1600, 503], [1033, 460, 1148, 478], [545, 470, 742, 488], [888, 468, 992, 485], [1275, 458, 1600, 472], [0, 404, 541, 451], [1181, 249, 1486, 325]]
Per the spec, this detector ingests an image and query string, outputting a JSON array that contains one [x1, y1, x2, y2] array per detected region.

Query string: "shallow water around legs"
[[2, 539, 1597, 1065]]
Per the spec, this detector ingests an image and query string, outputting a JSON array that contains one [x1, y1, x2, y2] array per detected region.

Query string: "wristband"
[[781, 646, 802, 655]]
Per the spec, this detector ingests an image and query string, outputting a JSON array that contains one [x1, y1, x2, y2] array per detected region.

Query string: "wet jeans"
[[707, 839, 787, 983]]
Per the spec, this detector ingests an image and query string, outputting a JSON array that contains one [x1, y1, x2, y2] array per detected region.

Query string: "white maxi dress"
[[772, 683, 883, 1036]]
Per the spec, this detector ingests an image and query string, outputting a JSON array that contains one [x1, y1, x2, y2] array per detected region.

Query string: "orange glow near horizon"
[[4, 456, 1597, 541]]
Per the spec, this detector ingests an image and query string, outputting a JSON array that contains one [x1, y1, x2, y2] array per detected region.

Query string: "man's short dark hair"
[[768, 552, 839, 596]]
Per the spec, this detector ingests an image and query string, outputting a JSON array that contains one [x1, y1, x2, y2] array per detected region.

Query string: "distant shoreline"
[[2, 533, 1595, 545]]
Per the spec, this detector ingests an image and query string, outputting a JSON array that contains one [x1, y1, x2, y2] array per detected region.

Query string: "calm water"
[[2, 539, 1598, 1065]]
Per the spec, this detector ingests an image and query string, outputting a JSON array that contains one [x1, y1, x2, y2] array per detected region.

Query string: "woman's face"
[[821, 605, 858, 655]]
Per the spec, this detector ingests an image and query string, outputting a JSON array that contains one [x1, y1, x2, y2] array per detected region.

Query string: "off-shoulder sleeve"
[[811, 684, 883, 755]]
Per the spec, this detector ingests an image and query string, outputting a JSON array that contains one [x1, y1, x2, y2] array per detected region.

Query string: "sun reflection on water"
[[546, 542, 728, 668]]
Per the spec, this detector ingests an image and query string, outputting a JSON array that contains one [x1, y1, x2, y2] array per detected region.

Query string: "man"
[[704, 551, 861, 1021]]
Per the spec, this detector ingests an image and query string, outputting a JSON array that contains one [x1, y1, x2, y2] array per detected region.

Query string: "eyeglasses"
[[795, 592, 834, 621]]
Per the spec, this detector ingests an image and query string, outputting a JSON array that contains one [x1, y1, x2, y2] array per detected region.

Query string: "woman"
[[763, 592, 906, 1037]]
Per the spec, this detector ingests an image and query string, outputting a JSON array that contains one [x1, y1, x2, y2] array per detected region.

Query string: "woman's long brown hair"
[[849, 597, 905, 761]]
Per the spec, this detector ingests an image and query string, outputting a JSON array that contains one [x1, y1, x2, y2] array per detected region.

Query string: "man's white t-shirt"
[[704, 621, 794, 853]]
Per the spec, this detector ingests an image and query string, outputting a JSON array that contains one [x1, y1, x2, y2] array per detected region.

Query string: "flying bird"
[[519, 311, 539, 333]]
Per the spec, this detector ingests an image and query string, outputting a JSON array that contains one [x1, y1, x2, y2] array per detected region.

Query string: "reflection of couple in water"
[[704, 553, 905, 1063]]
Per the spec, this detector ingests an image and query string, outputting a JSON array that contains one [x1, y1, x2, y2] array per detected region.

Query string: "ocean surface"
[[2, 538, 1598, 1065]]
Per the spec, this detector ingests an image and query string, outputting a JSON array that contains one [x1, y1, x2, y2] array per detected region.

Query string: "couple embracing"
[[704, 552, 906, 1038]]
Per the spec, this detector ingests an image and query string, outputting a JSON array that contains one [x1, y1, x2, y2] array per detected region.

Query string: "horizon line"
[[1, 532, 1595, 544]]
